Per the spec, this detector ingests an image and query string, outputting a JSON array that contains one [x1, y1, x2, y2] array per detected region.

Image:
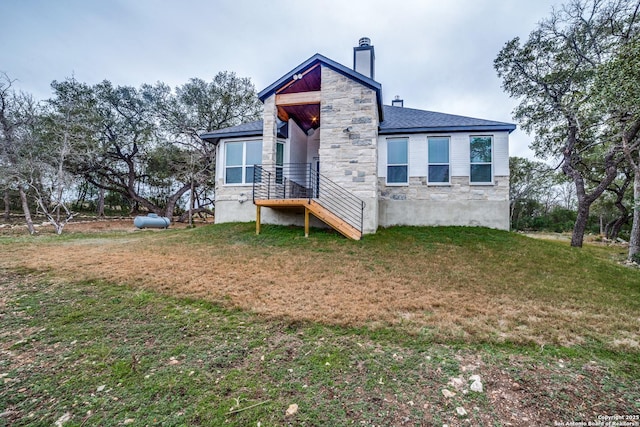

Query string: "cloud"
[[0, 0, 561, 158]]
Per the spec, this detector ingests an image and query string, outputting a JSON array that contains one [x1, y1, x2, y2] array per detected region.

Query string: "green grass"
[[1, 224, 639, 425], [1, 271, 638, 425]]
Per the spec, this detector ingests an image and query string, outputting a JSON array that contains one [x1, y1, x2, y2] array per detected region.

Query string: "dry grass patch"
[[2, 272, 636, 426], [0, 222, 638, 351]]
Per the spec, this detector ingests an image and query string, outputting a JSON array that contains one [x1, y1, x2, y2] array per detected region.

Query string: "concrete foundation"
[[378, 199, 509, 230]]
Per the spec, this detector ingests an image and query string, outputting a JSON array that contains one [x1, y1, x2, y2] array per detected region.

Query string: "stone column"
[[262, 94, 278, 170], [319, 65, 379, 233]]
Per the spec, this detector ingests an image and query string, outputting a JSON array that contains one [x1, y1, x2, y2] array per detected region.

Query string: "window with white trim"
[[387, 138, 408, 184], [428, 136, 450, 183], [470, 136, 492, 183], [224, 140, 262, 184]]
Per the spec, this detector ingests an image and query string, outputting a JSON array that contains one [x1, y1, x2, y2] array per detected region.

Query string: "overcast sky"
[[1, 0, 566, 158]]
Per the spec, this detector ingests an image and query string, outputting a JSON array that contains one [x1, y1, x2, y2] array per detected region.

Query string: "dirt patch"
[[0, 217, 205, 236]]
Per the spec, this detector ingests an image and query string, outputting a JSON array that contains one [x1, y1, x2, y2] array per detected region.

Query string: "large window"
[[470, 136, 492, 183], [428, 137, 450, 183], [225, 140, 262, 184], [387, 138, 408, 184]]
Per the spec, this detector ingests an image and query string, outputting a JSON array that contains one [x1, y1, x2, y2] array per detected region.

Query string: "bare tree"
[[0, 72, 37, 234]]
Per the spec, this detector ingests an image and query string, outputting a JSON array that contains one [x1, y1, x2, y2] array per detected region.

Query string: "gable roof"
[[379, 105, 516, 134], [258, 53, 384, 121]]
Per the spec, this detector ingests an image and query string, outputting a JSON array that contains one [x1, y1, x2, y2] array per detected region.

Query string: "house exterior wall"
[[214, 95, 297, 226], [212, 62, 512, 233], [319, 65, 379, 233], [378, 176, 510, 229], [377, 131, 510, 230], [289, 119, 308, 164], [213, 137, 256, 224]]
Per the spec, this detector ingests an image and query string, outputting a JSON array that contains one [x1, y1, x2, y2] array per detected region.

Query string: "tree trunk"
[[189, 178, 195, 227], [509, 200, 519, 230], [74, 182, 87, 211], [628, 171, 640, 261], [3, 189, 10, 221], [97, 187, 105, 217], [19, 187, 35, 235], [177, 207, 215, 223], [599, 215, 603, 236], [606, 214, 629, 241], [162, 182, 192, 219], [571, 201, 590, 247], [564, 147, 619, 247]]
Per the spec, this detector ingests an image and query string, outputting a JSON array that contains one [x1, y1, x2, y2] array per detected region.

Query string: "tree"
[[509, 157, 555, 229], [144, 72, 262, 221], [495, 0, 640, 247], [25, 77, 100, 234], [58, 73, 261, 220], [595, 35, 640, 259], [0, 72, 38, 234]]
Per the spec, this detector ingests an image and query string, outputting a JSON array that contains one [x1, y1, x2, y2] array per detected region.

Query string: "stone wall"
[[261, 94, 278, 169], [319, 66, 379, 233], [378, 176, 510, 230]]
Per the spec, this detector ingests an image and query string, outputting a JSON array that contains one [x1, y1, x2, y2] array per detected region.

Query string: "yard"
[[1, 220, 639, 426]]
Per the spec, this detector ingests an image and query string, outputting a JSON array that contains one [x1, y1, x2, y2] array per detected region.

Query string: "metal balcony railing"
[[253, 163, 365, 234]]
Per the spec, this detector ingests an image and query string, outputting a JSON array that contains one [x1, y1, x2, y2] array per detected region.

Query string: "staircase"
[[253, 164, 365, 240]]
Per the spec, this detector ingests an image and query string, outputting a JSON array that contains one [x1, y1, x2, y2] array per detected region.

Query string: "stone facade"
[[261, 94, 278, 169], [318, 66, 379, 233], [212, 58, 512, 234], [378, 176, 510, 229]]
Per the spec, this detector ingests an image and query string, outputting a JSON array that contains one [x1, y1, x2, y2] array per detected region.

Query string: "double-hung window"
[[387, 138, 408, 184], [428, 137, 450, 184], [470, 136, 493, 183], [225, 140, 262, 184]]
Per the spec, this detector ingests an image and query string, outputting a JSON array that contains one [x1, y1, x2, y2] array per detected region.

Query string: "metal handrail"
[[253, 163, 365, 234]]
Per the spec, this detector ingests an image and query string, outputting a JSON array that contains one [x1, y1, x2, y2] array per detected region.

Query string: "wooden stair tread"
[[308, 200, 361, 240], [255, 198, 361, 240]]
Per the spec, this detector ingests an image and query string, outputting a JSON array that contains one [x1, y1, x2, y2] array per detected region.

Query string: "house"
[[201, 38, 516, 240]]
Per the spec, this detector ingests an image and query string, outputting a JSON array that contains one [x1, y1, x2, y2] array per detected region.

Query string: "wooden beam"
[[304, 207, 310, 238], [276, 91, 321, 106], [277, 107, 289, 123], [256, 205, 261, 235]]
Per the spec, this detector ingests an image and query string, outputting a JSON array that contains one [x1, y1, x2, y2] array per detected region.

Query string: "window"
[[387, 138, 408, 184], [276, 142, 284, 184], [428, 137, 450, 183], [225, 140, 262, 184], [470, 136, 492, 183]]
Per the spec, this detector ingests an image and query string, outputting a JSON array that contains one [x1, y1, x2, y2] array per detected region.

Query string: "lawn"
[[0, 222, 639, 425]]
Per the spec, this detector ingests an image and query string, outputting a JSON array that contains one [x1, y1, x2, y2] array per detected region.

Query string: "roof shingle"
[[200, 105, 515, 141], [379, 105, 515, 134]]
